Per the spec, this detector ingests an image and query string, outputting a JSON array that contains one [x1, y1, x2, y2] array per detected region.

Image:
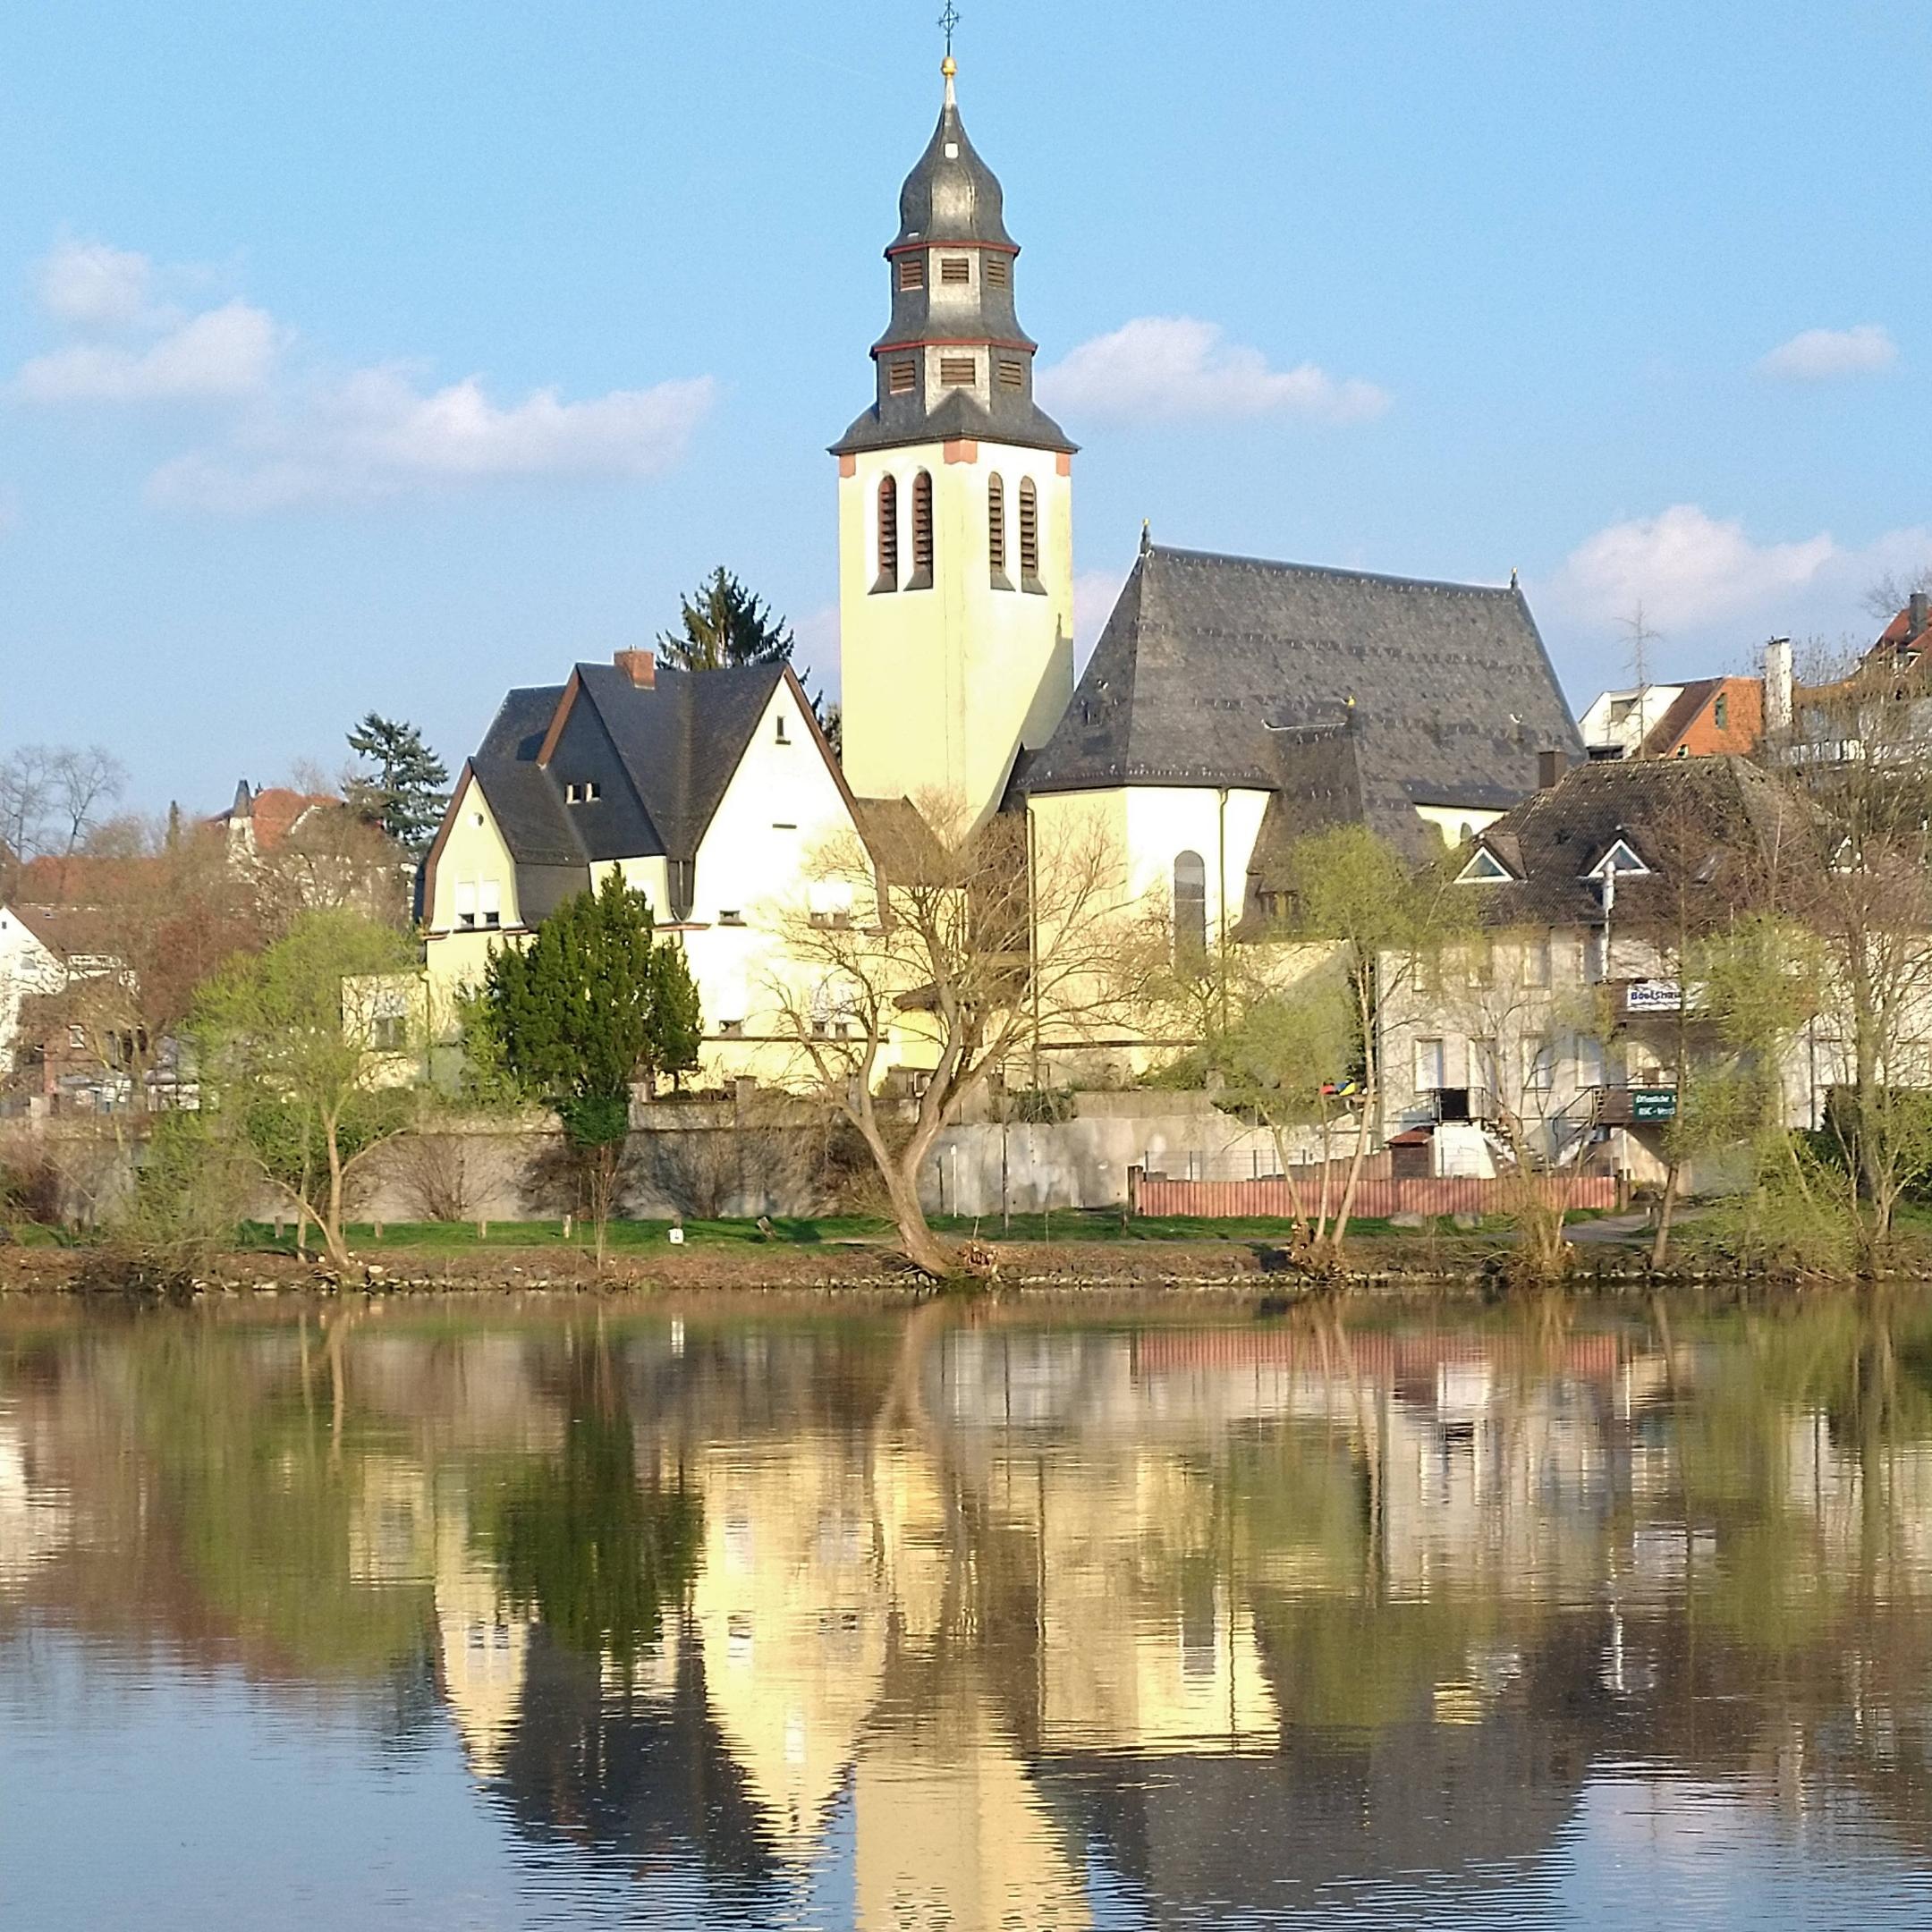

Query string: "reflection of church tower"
[[834, 55, 1077, 825]]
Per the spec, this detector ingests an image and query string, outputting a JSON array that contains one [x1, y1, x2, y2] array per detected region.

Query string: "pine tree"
[[344, 715, 451, 854], [473, 874, 702, 1264], [656, 567, 795, 672]]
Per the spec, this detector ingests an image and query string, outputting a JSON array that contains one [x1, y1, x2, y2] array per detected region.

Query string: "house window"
[[876, 475, 899, 591], [455, 881, 478, 929], [1414, 1038, 1447, 1091], [1471, 1037, 1501, 1103], [887, 359, 916, 396], [987, 472, 1008, 582], [1714, 693, 1730, 732], [939, 354, 977, 387], [718, 910, 745, 927], [1523, 935, 1550, 987], [940, 255, 970, 284], [1018, 479, 1040, 582], [910, 470, 934, 587], [997, 357, 1025, 390], [985, 253, 1010, 288], [898, 254, 925, 291], [775, 713, 789, 744], [372, 1013, 407, 1053], [1576, 1035, 1606, 1089], [479, 879, 502, 929], [1173, 851, 1208, 962], [470, 811, 484, 828], [1524, 1037, 1555, 1095]]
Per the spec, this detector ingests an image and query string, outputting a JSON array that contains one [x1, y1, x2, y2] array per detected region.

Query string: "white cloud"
[[1542, 504, 1838, 631], [1757, 323, 1897, 382], [148, 367, 716, 511], [11, 236, 716, 509], [1038, 317, 1390, 426], [14, 301, 280, 402], [33, 239, 157, 329]]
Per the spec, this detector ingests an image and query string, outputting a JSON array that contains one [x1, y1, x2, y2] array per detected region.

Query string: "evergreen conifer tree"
[[656, 567, 795, 671], [344, 715, 451, 854]]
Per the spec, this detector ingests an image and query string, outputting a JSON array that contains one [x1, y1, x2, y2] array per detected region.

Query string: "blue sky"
[[4, 0, 1928, 813]]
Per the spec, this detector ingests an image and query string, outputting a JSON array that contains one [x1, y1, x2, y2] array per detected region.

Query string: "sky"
[[4, 0, 1929, 815]]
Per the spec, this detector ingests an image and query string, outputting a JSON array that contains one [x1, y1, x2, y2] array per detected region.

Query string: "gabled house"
[[0, 902, 131, 1114], [1580, 678, 1762, 760], [1379, 755, 1809, 1183], [422, 649, 870, 1081]]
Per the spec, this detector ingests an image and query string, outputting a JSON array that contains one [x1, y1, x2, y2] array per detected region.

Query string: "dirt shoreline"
[[1, 1237, 1908, 1301]]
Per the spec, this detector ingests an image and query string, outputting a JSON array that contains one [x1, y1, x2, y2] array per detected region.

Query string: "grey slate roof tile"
[[1022, 544, 1582, 861]]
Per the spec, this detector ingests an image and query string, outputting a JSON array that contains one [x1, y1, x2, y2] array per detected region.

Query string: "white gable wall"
[[682, 678, 862, 1080], [0, 908, 64, 1059]]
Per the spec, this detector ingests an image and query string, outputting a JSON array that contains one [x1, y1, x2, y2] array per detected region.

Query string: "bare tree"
[[1861, 564, 1932, 623], [771, 796, 1144, 1278], [0, 743, 127, 898]]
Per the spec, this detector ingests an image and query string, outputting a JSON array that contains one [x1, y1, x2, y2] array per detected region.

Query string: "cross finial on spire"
[[939, 3, 961, 58]]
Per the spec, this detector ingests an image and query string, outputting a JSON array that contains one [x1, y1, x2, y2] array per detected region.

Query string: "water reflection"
[[5, 1297, 1932, 1928]]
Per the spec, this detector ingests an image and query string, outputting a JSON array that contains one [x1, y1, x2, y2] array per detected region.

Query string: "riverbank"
[[0, 1224, 1900, 1299]]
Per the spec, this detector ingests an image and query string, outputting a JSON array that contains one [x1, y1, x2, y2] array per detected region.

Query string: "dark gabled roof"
[[4, 902, 123, 963], [1021, 544, 1581, 860], [463, 661, 790, 876], [1452, 755, 1809, 928]]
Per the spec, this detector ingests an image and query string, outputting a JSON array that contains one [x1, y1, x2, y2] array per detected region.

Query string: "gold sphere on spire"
[[942, 54, 956, 77]]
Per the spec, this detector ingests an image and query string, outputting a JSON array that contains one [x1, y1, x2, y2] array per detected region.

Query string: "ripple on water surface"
[[4, 1301, 1932, 1929]]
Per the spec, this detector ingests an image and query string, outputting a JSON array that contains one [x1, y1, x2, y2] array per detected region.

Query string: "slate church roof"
[[1021, 543, 1582, 860]]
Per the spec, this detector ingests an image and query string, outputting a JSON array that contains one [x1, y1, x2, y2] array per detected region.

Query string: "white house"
[[421, 653, 874, 1084]]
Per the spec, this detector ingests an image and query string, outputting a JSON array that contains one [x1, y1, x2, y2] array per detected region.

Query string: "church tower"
[[833, 56, 1076, 824]]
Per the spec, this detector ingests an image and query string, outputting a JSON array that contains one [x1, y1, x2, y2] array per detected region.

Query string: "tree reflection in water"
[[8, 1296, 1932, 1927]]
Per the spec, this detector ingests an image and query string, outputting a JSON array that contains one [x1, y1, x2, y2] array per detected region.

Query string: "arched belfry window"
[[987, 473, 1009, 587], [1018, 478, 1041, 588], [909, 470, 935, 589], [1174, 851, 1208, 962], [875, 475, 898, 593]]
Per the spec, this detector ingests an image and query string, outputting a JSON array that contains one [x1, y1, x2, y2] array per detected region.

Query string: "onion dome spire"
[[832, 55, 1073, 458]]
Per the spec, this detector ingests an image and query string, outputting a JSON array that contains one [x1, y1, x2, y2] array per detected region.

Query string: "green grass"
[[226, 1209, 1512, 1254]]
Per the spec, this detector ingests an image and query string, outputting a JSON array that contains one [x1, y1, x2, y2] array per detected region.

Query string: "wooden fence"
[[1129, 1170, 1620, 1221]]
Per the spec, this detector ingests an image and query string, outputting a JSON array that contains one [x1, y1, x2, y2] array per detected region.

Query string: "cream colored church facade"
[[421, 56, 1580, 1089]]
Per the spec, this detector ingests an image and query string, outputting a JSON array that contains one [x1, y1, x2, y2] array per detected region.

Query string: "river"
[[4, 1294, 1931, 1928]]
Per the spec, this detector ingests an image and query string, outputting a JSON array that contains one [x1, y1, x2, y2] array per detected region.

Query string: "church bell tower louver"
[[833, 54, 1076, 824]]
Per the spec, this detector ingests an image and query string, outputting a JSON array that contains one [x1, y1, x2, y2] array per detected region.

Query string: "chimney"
[[1764, 636, 1793, 734], [1911, 592, 1928, 641], [1538, 748, 1565, 790], [614, 648, 656, 689]]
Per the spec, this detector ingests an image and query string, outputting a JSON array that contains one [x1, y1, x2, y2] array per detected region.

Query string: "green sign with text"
[[1631, 1088, 1679, 1123]]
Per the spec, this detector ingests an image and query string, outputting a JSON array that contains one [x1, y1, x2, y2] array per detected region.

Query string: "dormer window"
[[940, 256, 970, 284], [1584, 838, 1649, 879], [1456, 845, 1515, 884], [564, 781, 601, 804], [898, 255, 925, 291]]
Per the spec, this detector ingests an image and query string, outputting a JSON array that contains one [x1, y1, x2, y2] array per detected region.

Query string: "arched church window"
[[875, 476, 898, 593], [910, 471, 935, 589], [1018, 479, 1040, 586], [987, 473, 1009, 586], [1174, 852, 1208, 962]]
